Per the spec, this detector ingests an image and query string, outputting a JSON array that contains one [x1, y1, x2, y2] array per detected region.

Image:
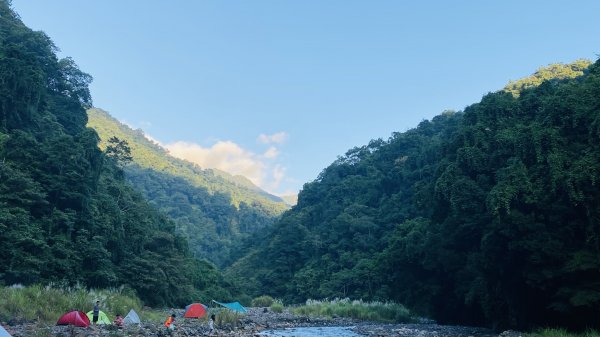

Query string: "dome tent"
[[123, 309, 141, 325], [86, 310, 111, 324], [57, 311, 90, 327]]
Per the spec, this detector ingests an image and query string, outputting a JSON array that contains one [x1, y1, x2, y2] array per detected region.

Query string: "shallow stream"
[[260, 326, 364, 337]]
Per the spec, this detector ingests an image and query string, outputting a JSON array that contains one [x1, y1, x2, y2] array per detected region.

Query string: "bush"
[[270, 299, 284, 313], [213, 309, 243, 327], [291, 298, 413, 323], [527, 329, 600, 337], [252, 295, 275, 307]]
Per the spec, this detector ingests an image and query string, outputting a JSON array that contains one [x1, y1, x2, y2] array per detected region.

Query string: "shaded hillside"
[[87, 108, 288, 266], [0, 0, 234, 306], [227, 60, 600, 330]]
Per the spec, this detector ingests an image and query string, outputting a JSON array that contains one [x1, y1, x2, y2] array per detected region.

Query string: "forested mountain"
[[87, 108, 288, 266], [0, 1, 235, 306], [227, 60, 600, 330]]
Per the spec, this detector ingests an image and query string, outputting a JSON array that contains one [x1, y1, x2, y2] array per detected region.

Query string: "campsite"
[[2, 305, 501, 337], [2, 1, 600, 337]]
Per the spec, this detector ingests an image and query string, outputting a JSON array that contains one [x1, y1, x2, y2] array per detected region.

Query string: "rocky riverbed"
[[2, 308, 522, 337]]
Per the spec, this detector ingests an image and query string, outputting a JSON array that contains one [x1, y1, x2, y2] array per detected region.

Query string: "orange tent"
[[183, 303, 207, 318]]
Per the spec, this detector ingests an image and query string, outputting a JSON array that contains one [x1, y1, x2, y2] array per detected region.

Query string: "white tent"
[[0, 326, 13, 337], [123, 309, 141, 325]]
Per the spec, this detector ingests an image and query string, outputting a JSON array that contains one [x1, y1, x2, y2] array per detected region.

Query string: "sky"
[[11, 0, 600, 196]]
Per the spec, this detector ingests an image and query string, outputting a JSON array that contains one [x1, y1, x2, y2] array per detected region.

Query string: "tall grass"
[[292, 298, 413, 323], [0, 284, 143, 323], [214, 308, 243, 326], [270, 299, 284, 313], [252, 295, 275, 307], [528, 329, 600, 337]]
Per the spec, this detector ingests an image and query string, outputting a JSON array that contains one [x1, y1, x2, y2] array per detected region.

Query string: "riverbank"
[[3, 307, 515, 337]]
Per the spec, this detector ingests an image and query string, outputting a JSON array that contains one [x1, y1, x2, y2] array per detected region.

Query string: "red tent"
[[183, 303, 207, 318], [56, 311, 90, 327]]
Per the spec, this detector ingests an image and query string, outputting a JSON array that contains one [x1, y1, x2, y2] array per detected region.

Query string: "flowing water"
[[260, 326, 364, 337]]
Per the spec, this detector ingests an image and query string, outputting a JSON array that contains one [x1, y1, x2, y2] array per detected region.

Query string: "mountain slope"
[[227, 60, 600, 330], [0, 0, 235, 306], [87, 108, 288, 266]]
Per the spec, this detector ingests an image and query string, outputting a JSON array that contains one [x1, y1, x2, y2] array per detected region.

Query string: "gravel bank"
[[2, 307, 519, 337]]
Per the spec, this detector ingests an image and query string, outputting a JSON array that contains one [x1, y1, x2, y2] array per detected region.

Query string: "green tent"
[[86, 311, 111, 325]]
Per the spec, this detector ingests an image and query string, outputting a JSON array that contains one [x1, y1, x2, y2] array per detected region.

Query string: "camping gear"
[[86, 310, 111, 324], [183, 303, 207, 318], [123, 309, 141, 325], [0, 325, 13, 337], [212, 300, 247, 314], [57, 311, 90, 327]]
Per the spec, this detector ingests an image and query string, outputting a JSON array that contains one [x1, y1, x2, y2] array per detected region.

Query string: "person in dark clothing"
[[92, 301, 100, 325]]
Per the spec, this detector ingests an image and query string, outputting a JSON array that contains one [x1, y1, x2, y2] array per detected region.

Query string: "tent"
[[57, 311, 90, 327], [184, 303, 207, 318], [0, 326, 13, 337], [123, 309, 141, 325], [212, 300, 247, 314], [86, 310, 111, 325]]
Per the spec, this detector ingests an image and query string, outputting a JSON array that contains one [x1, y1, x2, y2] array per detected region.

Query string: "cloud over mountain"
[[165, 132, 289, 194]]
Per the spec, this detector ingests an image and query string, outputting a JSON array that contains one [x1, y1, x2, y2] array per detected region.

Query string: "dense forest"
[[0, 1, 236, 307], [87, 108, 288, 266], [227, 59, 600, 330], [3, 0, 600, 332]]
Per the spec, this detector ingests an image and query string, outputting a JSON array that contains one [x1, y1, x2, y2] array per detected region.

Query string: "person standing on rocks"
[[92, 300, 100, 325], [208, 314, 216, 335]]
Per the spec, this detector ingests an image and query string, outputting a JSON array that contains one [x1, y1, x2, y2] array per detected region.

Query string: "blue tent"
[[0, 325, 13, 337], [212, 300, 247, 314]]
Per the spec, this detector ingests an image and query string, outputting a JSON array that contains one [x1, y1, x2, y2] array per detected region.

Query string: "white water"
[[260, 326, 364, 337]]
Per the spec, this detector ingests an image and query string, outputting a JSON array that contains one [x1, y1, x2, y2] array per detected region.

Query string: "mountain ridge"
[[87, 108, 288, 266], [88, 108, 287, 209], [226, 59, 600, 330]]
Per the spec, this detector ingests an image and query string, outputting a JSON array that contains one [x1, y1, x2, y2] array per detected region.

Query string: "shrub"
[[270, 299, 284, 313], [291, 298, 413, 323], [252, 295, 275, 307], [213, 309, 243, 327], [527, 329, 600, 337]]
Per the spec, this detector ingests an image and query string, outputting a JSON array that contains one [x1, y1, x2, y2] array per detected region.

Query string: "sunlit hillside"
[[88, 108, 289, 266]]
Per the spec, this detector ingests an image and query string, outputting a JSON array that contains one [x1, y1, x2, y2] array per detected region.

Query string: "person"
[[92, 301, 100, 325], [113, 314, 124, 327], [208, 314, 216, 335], [164, 313, 176, 335]]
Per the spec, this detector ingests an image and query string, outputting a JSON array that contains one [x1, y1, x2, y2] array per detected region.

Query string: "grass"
[[0, 284, 144, 323], [292, 298, 414, 323], [527, 329, 600, 337], [213, 308, 244, 326], [270, 299, 284, 313]]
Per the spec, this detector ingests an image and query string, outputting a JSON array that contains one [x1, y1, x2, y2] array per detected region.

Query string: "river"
[[260, 326, 364, 337]]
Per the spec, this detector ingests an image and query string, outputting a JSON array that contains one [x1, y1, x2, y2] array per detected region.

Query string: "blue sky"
[[11, 1, 600, 196]]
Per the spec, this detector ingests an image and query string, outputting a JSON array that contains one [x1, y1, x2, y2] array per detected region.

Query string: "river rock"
[[2, 307, 521, 337]]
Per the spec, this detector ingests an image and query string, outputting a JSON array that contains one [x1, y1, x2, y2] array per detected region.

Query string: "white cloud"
[[258, 132, 288, 145], [271, 164, 285, 188], [166, 140, 266, 186], [164, 138, 291, 196], [263, 146, 279, 159], [143, 133, 162, 145]]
